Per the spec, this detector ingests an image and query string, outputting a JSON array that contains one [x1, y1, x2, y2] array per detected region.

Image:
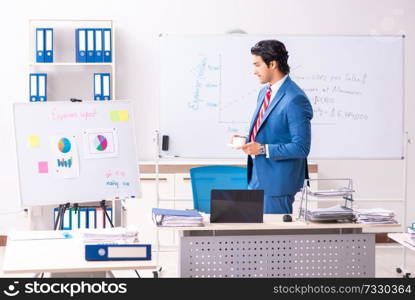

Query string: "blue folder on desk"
[[152, 208, 202, 217], [85, 244, 151, 261]]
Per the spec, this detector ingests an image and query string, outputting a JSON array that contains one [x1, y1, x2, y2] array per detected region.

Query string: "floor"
[[0, 244, 414, 278]]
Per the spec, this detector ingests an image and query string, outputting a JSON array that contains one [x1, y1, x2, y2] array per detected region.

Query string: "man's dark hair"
[[251, 40, 290, 74]]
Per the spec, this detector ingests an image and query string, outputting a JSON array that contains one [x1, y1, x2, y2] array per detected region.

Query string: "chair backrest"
[[189, 166, 248, 213]]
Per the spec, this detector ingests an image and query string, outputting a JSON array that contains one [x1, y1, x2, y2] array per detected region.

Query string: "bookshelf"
[[28, 19, 116, 101]]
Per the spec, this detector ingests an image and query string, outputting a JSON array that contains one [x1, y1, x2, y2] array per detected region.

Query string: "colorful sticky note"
[[28, 136, 40, 147], [110, 111, 120, 122], [119, 110, 129, 121], [38, 161, 48, 174]]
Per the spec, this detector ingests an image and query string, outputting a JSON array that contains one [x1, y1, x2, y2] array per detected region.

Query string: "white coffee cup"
[[232, 136, 246, 147]]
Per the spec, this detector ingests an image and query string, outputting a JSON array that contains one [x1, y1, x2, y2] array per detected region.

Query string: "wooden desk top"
[[156, 214, 401, 231], [3, 231, 156, 274]]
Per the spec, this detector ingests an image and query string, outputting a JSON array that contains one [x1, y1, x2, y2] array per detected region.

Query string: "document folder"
[[102, 73, 111, 100], [103, 28, 112, 62], [44, 28, 53, 63], [95, 29, 103, 62], [36, 28, 45, 63], [85, 244, 152, 261], [29, 73, 38, 101], [37, 73, 47, 101], [94, 73, 102, 100], [86, 29, 95, 62], [76, 29, 87, 63]]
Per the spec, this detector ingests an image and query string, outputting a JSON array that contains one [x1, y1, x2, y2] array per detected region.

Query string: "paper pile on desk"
[[78, 226, 139, 243], [152, 208, 204, 227], [305, 205, 354, 222], [407, 227, 415, 241], [353, 208, 397, 224], [307, 187, 355, 197]]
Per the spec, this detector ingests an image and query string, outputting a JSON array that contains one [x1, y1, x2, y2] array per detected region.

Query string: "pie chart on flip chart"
[[94, 135, 108, 151], [58, 138, 71, 153]]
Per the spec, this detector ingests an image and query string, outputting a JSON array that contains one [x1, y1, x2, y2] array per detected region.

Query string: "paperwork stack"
[[78, 226, 139, 243], [305, 205, 354, 222], [152, 208, 204, 227], [353, 208, 398, 225]]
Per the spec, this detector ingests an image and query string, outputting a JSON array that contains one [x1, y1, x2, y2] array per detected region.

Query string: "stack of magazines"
[[152, 208, 204, 227], [305, 205, 354, 222], [353, 208, 397, 224]]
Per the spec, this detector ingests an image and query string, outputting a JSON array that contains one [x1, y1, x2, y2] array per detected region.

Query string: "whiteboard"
[[159, 35, 404, 159], [14, 101, 141, 206]]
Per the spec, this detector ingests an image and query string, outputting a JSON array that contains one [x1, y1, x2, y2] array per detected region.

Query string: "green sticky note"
[[28, 136, 40, 147], [119, 110, 129, 121], [110, 111, 120, 122]]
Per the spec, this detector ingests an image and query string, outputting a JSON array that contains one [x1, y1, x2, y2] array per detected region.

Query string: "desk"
[[3, 231, 156, 277], [158, 215, 399, 278], [387, 233, 415, 252]]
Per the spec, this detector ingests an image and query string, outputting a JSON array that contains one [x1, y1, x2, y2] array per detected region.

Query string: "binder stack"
[[29, 73, 47, 102], [152, 208, 204, 227], [94, 73, 111, 100], [36, 28, 53, 63], [76, 28, 112, 63], [53, 206, 113, 230]]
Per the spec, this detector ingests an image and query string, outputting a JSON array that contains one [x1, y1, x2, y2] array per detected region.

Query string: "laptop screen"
[[210, 189, 264, 223]]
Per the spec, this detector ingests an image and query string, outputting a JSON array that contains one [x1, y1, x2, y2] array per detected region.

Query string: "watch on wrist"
[[258, 144, 266, 155]]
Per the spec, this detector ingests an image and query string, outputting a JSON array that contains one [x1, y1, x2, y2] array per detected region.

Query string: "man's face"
[[252, 55, 274, 84]]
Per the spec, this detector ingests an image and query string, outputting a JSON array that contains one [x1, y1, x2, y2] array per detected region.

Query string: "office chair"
[[189, 166, 248, 213]]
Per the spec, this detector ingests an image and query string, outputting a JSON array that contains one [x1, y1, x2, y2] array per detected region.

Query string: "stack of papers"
[[305, 205, 354, 222], [307, 187, 355, 197], [353, 208, 397, 224], [407, 227, 415, 239], [152, 208, 204, 227], [78, 226, 139, 243]]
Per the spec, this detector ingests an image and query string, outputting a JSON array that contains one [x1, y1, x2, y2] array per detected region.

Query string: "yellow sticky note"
[[28, 136, 40, 147], [119, 110, 129, 121], [110, 111, 120, 122]]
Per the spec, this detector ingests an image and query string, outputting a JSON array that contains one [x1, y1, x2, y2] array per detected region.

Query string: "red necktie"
[[251, 86, 272, 142]]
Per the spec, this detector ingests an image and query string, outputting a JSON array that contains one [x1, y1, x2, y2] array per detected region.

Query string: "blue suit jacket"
[[247, 76, 313, 196]]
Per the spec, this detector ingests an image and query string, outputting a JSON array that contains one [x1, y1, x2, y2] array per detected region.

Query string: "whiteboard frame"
[[13, 100, 141, 207], [158, 34, 405, 160]]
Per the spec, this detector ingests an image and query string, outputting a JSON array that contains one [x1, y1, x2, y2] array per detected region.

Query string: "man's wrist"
[[258, 143, 266, 155]]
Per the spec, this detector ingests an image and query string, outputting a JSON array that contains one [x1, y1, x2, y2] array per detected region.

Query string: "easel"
[[53, 200, 114, 230]]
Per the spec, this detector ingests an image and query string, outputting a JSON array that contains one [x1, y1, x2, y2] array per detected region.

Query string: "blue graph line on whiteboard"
[[187, 54, 221, 111]]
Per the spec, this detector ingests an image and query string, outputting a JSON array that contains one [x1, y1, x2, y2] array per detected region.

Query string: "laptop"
[[210, 189, 264, 223]]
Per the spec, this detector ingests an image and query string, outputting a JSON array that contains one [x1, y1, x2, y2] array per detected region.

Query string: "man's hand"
[[240, 142, 262, 155]]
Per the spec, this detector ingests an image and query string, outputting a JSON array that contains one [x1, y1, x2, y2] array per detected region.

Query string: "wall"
[[0, 0, 414, 231]]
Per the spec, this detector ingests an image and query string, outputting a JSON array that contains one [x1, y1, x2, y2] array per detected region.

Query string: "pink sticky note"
[[38, 161, 48, 174]]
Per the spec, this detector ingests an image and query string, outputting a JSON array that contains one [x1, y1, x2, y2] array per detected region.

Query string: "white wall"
[[0, 0, 414, 231]]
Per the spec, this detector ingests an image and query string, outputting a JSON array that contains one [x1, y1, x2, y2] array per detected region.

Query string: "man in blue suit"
[[236, 40, 313, 214]]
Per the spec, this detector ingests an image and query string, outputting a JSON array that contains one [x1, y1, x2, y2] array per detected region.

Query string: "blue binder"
[[37, 73, 47, 101], [79, 208, 88, 229], [85, 244, 152, 261], [87, 208, 96, 228], [95, 29, 104, 62], [36, 28, 45, 63], [76, 29, 87, 63], [102, 73, 111, 100], [103, 28, 112, 63], [93, 73, 102, 100], [86, 29, 95, 63], [44, 28, 53, 63], [29, 73, 38, 101]]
